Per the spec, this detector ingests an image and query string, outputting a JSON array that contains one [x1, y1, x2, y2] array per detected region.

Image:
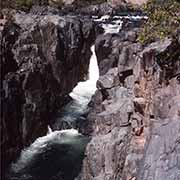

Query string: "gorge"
[[1, 10, 97, 178], [1, 1, 180, 180]]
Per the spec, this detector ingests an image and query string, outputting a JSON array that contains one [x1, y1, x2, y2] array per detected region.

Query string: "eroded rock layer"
[[81, 29, 180, 180], [0, 11, 96, 173]]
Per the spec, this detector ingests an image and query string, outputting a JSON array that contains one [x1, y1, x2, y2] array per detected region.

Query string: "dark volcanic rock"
[[94, 28, 141, 76], [80, 29, 180, 180], [0, 10, 96, 175]]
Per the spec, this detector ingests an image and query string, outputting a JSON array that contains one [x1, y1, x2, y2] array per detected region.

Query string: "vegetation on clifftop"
[[138, 0, 180, 43], [16, 0, 33, 9]]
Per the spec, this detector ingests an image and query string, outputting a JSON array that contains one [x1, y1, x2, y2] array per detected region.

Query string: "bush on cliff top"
[[16, 0, 33, 9], [138, 0, 180, 43]]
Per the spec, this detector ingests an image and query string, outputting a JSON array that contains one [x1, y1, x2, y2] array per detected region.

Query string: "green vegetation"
[[1, 0, 33, 10], [15, 0, 33, 10], [138, 0, 180, 43]]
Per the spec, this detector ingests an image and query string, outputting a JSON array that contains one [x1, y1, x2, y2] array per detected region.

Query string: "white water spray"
[[47, 125, 53, 134], [11, 129, 80, 173], [70, 45, 99, 102]]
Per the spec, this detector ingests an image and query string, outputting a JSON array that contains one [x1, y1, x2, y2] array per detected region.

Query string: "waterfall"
[[51, 45, 99, 130], [70, 45, 99, 103]]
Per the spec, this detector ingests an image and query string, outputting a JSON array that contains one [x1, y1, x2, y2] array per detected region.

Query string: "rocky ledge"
[[80, 27, 180, 179], [0, 10, 97, 174]]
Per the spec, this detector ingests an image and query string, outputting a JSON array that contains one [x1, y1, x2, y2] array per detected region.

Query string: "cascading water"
[[8, 129, 89, 180], [94, 14, 148, 34], [70, 45, 99, 102], [52, 45, 99, 130], [6, 45, 99, 180]]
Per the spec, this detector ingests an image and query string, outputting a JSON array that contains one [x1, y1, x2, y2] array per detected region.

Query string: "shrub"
[[16, 0, 33, 9], [138, 0, 180, 43]]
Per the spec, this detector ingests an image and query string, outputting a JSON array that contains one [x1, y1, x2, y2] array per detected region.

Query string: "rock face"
[[80, 28, 180, 179], [108, 0, 148, 6], [0, 10, 96, 175]]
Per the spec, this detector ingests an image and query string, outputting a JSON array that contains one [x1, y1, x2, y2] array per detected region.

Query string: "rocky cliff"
[[108, 0, 148, 6], [0, 10, 96, 175], [80, 26, 180, 179]]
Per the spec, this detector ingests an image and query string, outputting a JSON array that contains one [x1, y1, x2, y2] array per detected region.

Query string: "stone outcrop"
[[0, 10, 96, 175], [80, 28, 180, 179], [108, 0, 148, 6]]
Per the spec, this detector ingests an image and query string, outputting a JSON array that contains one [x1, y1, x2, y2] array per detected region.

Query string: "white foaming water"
[[94, 15, 148, 34], [96, 15, 123, 34], [102, 21, 122, 34], [11, 129, 79, 173], [70, 45, 99, 104], [94, 15, 110, 22], [113, 15, 148, 20], [47, 125, 53, 134]]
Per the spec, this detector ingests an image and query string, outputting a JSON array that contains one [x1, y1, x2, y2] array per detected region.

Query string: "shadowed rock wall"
[[0, 10, 96, 175]]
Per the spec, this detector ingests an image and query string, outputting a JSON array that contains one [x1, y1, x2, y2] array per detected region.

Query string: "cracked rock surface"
[[80, 29, 180, 180]]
